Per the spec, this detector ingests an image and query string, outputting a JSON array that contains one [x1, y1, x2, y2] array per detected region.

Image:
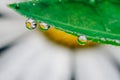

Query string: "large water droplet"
[[25, 18, 37, 30], [77, 35, 87, 45], [39, 22, 50, 31]]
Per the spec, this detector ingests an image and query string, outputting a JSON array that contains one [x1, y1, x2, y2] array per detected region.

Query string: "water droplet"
[[106, 38, 114, 42], [25, 18, 37, 30], [90, 0, 95, 3], [59, 0, 62, 2], [77, 35, 87, 45], [15, 0, 20, 9], [15, 5, 20, 9], [115, 40, 120, 44], [33, 3, 36, 6], [39, 22, 50, 31], [100, 38, 106, 41]]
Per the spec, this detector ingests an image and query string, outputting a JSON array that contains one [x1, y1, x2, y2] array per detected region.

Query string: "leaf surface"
[[9, 0, 120, 46]]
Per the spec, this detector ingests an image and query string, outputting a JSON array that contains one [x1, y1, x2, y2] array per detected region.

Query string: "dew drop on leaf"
[[25, 18, 37, 30], [8, 0, 120, 46], [59, 0, 62, 2], [115, 40, 120, 44], [77, 35, 87, 45], [39, 22, 50, 31], [90, 0, 95, 3], [15, 0, 20, 9], [100, 38, 106, 41], [33, 3, 36, 6]]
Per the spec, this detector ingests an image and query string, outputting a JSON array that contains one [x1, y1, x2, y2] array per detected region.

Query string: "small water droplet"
[[100, 38, 106, 41], [25, 18, 37, 30], [59, 0, 62, 2], [15, 0, 20, 9], [115, 40, 120, 44], [33, 3, 36, 6], [106, 38, 114, 42], [15, 5, 20, 9], [77, 35, 87, 45], [39, 22, 50, 31], [90, 0, 95, 3]]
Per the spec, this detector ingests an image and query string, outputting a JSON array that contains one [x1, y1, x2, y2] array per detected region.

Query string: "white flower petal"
[[75, 47, 120, 80], [0, 32, 71, 80]]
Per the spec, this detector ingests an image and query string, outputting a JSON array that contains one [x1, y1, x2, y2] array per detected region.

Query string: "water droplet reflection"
[[25, 18, 37, 30], [39, 22, 50, 31], [78, 35, 87, 45]]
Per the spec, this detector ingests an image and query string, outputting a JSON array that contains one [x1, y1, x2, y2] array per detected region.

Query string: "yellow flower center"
[[26, 22, 32, 29], [40, 27, 97, 48]]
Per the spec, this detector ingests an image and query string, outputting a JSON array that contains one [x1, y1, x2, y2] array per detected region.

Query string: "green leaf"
[[8, 0, 120, 46]]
